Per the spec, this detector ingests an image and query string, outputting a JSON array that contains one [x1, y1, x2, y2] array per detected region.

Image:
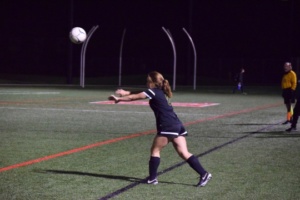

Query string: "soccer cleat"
[[197, 172, 212, 187], [282, 120, 291, 125], [286, 127, 297, 132], [147, 178, 158, 185]]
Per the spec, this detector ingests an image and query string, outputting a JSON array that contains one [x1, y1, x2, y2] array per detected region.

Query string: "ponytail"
[[162, 79, 172, 98]]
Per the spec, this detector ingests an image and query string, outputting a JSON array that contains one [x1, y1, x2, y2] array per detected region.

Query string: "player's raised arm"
[[115, 89, 130, 97], [115, 89, 144, 97], [108, 92, 147, 103]]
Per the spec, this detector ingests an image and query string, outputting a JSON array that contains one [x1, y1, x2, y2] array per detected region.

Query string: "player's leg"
[[283, 101, 292, 124], [172, 136, 211, 186], [282, 89, 292, 124], [287, 102, 293, 122], [241, 83, 246, 94], [292, 102, 300, 127], [290, 92, 296, 122], [287, 89, 296, 122], [172, 137, 205, 174], [171, 136, 192, 159], [148, 135, 169, 184], [286, 101, 300, 132]]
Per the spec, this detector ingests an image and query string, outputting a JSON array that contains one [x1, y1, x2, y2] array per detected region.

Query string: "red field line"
[[0, 130, 155, 173], [184, 102, 282, 126], [0, 102, 282, 173]]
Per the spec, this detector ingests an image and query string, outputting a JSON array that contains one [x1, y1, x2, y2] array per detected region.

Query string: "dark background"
[[0, 0, 299, 86]]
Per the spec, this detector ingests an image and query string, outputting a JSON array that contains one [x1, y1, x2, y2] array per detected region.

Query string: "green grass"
[[0, 85, 299, 200]]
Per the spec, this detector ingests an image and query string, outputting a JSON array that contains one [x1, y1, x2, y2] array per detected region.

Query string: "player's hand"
[[115, 89, 128, 97], [108, 95, 120, 104]]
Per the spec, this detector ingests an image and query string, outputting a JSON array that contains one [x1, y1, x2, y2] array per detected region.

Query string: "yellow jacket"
[[281, 70, 297, 90]]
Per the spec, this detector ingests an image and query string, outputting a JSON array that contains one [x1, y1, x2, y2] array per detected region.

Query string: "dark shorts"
[[282, 88, 295, 104], [157, 124, 187, 138]]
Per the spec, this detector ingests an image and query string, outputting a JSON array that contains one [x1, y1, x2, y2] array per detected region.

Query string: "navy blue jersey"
[[143, 88, 187, 137]]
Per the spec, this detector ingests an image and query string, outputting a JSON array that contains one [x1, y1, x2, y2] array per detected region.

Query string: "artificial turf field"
[[0, 85, 299, 200]]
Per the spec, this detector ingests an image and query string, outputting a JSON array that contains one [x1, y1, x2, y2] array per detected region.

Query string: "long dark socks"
[[149, 156, 160, 180], [187, 155, 206, 177]]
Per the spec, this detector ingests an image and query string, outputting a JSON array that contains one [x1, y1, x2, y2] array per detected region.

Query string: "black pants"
[[291, 101, 300, 128]]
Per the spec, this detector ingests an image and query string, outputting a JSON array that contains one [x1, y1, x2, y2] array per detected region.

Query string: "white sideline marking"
[[91, 100, 220, 108], [0, 91, 60, 95], [0, 107, 214, 116], [0, 107, 148, 114]]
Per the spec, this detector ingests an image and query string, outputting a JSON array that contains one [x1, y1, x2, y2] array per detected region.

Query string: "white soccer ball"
[[69, 27, 87, 44]]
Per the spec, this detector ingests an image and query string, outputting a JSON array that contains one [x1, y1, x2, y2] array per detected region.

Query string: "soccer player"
[[233, 68, 246, 94], [286, 80, 300, 132], [108, 71, 212, 187], [281, 62, 297, 124]]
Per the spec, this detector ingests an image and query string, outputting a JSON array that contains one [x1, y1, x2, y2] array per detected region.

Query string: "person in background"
[[233, 68, 246, 94], [108, 71, 212, 187], [281, 62, 297, 124], [286, 79, 300, 132]]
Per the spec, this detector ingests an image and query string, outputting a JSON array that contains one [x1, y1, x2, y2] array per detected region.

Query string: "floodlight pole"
[[162, 27, 177, 91], [182, 28, 197, 90], [80, 25, 99, 88], [118, 29, 126, 86]]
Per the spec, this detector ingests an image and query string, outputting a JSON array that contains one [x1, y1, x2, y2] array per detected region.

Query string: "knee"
[[177, 151, 192, 160], [150, 147, 161, 157]]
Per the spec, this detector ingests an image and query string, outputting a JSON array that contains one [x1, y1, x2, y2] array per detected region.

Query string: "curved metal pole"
[[118, 29, 126, 86], [182, 27, 197, 90], [80, 25, 99, 88], [162, 27, 177, 91]]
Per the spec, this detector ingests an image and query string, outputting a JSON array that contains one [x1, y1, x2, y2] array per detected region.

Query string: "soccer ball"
[[69, 27, 87, 44]]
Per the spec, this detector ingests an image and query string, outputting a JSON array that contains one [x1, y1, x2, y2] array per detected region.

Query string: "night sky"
[[1, 0, 299, 85]]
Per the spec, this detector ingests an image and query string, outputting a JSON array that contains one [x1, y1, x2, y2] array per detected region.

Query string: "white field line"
[[90, 100, 220, 108], [0, 106, 215, 116], [0, 91, 60, 95]]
